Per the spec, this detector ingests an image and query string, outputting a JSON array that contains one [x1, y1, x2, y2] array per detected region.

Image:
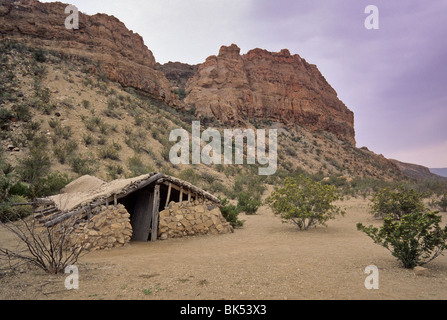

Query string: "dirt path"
[[1, 198, 447, 300]]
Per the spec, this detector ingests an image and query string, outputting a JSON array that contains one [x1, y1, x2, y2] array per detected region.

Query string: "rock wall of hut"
[[158, 200, 233, 239], [67, 200, 233, 251], [68, 204, 132, 251]]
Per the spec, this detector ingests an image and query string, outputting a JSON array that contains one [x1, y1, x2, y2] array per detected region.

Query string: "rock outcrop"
[[185, 44, 356, 145], [157, 61, 199, 90], [0, 0, 177, 105]]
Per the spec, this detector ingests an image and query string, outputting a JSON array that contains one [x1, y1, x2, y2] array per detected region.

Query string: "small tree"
[[266, 176, 345, 230], [370, 186, 425, 220], [357, 211, 447, 269]]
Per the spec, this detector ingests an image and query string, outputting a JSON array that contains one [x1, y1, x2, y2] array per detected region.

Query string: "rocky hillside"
[[184, 44, 356, 146], [1, 0, 426, 200], [390, 160, 447, 182], [0, 0, 178, 106]]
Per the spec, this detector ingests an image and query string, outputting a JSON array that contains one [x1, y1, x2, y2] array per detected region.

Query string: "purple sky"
[[41, 0, 447, 168]]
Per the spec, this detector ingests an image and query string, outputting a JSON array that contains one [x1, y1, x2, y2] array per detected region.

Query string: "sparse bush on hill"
[[127, 155, 153, 178], [357, 211, 447, 268], [69, 152, 98, 176], [0, 195, 32, 223], [266, 175, 345, 230]]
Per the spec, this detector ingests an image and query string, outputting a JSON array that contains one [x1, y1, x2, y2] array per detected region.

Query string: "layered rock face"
[[0, 0, 177, 105], [185, 44, 356, 145]]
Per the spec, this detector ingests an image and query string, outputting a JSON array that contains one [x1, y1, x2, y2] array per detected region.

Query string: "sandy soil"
[[1, 197, 447, 301]]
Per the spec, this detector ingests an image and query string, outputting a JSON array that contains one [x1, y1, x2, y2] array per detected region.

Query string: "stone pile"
[[68, 204, 132, 251], [158, 201, 233, 239]]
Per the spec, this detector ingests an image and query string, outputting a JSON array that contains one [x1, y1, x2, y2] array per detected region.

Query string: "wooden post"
[[113, 194, 117, 208], [188, 190, 191, 202], [179, 187, 183, 203], [151, 185, 160, 242], [165, 183, 172, 208]]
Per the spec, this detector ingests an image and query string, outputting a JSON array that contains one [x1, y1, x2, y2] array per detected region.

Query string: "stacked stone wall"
[[68, 204, 132, 251], [158, 200, 233, 239]]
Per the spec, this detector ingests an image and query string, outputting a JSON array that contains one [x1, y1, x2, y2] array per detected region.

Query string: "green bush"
[[219, 197, 244, 228], [178, 168, 200, 186], [357, 211, 447, 268], [33, 48, 47, 63], [0, 107, 14, 127], [99, 142, 121, 161], [34, 172, 71, 197], [0, 195, 32, 223], [436, 194, 447, 212], [370, 186, 425, 220], [266, 175, 345, 230], [18, 135, 51, 187], [237, 192, 261, 215], [70, 153, 97, 176]]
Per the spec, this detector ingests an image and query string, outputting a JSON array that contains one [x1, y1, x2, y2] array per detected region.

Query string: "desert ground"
[[1, 197, 447, 301]]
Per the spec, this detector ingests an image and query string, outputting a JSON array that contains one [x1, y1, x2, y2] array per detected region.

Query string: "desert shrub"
[[370, 186, 425, 220], [237, 192, 261, 215], [106, 164, 125, 180], [435, 194, 447, 212], [0, 107, 14, 127], [127, 155, 153, 177], [33, 48, 47, 63], [0, 195, 32, 223], [12, 103, 32, 122], [53, 124, 73, 140], [81, 99, 90, 109], [266, 175, 345, 230], [177, 168, 200, 186], [82, 133, 94, 146], [18, 135, 51, 187], [357, 211, 447, 268], [219, 197, 244, 228], [99, 142, 122, 161], [33, 172, 71, 197], [70, 153, 97, 176], [229, 174, 266, 200], [174, 88, 187, 100], [48, 118, 59, 129]]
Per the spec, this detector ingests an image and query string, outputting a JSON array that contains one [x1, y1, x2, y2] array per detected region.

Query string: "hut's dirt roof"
[[50, 173, 155, 212], [61, 175, 106, 194]]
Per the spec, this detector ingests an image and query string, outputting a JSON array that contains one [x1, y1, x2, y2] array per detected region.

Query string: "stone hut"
[[34, 173, 233, 251]]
